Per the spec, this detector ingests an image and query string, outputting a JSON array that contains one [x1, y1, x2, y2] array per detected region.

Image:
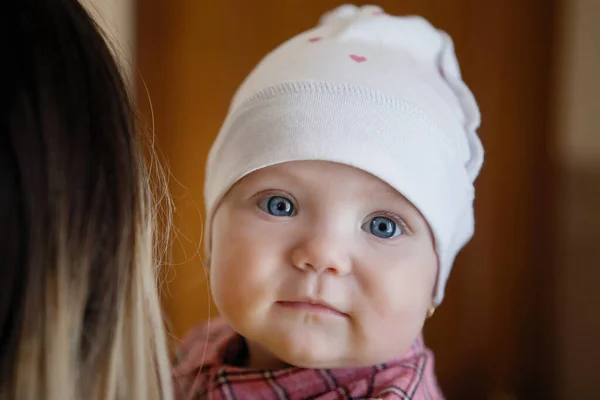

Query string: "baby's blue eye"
[[259, 196, 295, 217], [362, 216, 403, 239]]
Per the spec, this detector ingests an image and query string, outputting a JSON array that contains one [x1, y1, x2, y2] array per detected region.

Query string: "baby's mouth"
[[275, 298, 348, 318]]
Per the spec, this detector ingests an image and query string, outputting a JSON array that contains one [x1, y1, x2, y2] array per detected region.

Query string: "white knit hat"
[[204, 4, 484, 305]]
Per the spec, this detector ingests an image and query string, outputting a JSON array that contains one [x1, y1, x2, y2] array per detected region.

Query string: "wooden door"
[[136, 1, 559, 398]]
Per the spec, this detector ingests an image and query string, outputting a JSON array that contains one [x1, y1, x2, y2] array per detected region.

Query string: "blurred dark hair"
[[0, 0, 172, 398]]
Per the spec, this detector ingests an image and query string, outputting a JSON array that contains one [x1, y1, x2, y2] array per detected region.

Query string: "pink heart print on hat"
[[349, 54, 367, 62]]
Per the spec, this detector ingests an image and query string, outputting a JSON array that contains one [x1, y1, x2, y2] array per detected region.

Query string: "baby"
[[173, 4, 484, 399]]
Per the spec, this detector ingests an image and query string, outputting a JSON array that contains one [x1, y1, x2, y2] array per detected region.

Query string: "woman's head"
[[0, 0, 171, 398]]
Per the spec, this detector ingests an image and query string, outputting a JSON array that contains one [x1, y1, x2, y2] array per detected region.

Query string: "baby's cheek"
[[209, 262, 240, 313], [365, 280, 419, 329], [210, 236, 278, 315], [353, 272, 429, 356]]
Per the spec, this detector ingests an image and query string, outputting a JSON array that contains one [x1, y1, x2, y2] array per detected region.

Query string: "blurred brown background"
[[89, 0, 599, 398]]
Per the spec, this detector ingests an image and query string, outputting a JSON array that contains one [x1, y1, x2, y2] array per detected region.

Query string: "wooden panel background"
[[135, 1, 560, 398]]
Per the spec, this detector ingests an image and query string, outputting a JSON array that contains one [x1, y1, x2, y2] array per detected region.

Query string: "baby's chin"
[[248, 334, 411, 370], [229, 310, 422, 370]]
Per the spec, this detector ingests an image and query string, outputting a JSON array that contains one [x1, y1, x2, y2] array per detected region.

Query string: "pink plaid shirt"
[[172, 318, 444, 400]]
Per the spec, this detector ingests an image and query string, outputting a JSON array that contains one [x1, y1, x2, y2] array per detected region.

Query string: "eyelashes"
[[253, 190, 411, 239], [361, 212, 409, 239], [257, 195, 296, 217]]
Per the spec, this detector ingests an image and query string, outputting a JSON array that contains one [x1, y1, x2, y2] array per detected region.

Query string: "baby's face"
[[210, 160, 437, 369]]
